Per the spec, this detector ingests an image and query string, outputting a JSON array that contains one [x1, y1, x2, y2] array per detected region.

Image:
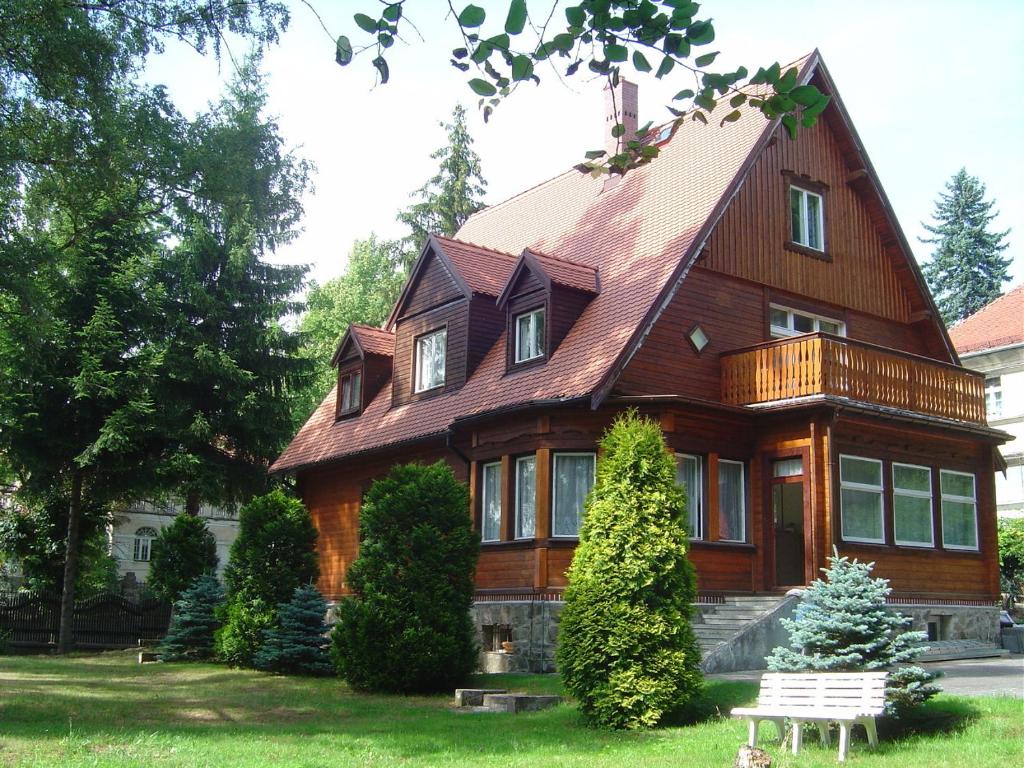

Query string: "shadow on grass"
[[878, 698, 981, 740]]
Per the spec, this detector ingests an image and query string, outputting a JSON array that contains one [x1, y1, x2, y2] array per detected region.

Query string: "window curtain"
[[482, 463, 501, 542], [553, 454, 595, 537], [675, 455, 701, 539], [893, 464, 932, 545], [516, 457, 536, 538], [718, 461, 745, 541]]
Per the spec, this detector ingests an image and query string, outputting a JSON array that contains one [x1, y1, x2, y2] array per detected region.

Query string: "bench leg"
[[817, 721, 831, 747], [747, 718, 759, 747], [861, 716, 878, 748], [791, 720, 804, 755], [772, 718, 786, 743], [838, 721, 851, 763]]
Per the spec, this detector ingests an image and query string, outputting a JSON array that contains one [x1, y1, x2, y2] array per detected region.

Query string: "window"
[[552, 453, 596, 537], [414, 328, 446, 392], [718, 459, 746, 542], [687, 324, 709, 353], [515, 308, 545, 363], [133, 526, 158, 562], [675, 454, 703, 539], [773, 457, 803, 478], [769, 304, 845, 338], [339, 370, 362, 414], [985, 377, 1002, 419], [839, 455, 885, 543], [514, 455, 536, 539], [481, 462, 502, 542], [892, 463, 934, 547], [790, 185, 824, 250], [940, 470, 978, 550]]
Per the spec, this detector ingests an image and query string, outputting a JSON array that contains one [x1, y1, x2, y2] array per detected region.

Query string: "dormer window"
[[339, 370, 362, 415], [515, 308, 546, 363], [790, 185, 824, 251], [414, 327, 447, 393]]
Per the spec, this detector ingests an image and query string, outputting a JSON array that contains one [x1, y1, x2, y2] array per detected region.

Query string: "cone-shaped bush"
[[766, 550, 939, 715], [331, 461, 478, 693], [148, 513, 218, 603], [556, 411, 703, 729], [253, 584, 333, 676], [159, 574, 224, 661]]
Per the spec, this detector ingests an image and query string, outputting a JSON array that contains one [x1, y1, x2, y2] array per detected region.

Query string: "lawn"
[[0, 652, 1019, 767]]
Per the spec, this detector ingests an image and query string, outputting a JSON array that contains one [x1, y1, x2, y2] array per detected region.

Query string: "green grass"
[[0, 651, 1019, 767]]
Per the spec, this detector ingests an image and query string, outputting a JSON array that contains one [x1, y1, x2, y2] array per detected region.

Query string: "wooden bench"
[[731, 671, 888, 762]]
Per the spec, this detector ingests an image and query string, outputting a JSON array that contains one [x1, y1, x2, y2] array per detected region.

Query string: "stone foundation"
[[896, 604, 1000, 644], [470, 601, 564, 673]]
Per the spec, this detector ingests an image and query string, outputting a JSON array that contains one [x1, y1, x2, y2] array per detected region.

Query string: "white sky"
[[144, 0, 1024, 290]]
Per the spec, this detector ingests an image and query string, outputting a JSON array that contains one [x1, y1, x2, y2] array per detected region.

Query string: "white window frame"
[[839, 454, 886, 545], [717, 459, 747, 543], [675, 453, 703, 540], [551, 452, 597, 539], [769, 304, 846, 339], [940, 469, 979, 551], [414, 327, 447, 393], [339, 370, 362, 414], [790, 185, 825, 250], [133, 527, 158, 562], [481, 461, 502, 543], [985, 377, 1002, 419], [514, 455, 536, 540], [892, 462, 934, 548], [514, 307, 546, 363]]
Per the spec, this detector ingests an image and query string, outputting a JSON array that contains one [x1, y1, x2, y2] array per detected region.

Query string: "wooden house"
[[273, 52, 1007, 670]]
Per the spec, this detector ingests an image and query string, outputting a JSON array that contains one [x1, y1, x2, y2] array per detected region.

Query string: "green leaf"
[[606, 44, 628, 62], [553, 33, 575, 51], [459, 4, 487, 28], [565, 5, 586, 27], [694, 92, 716, 111], [383, 4, 402, 22], [686, 20, 715, 45], [378, 32, 394, 48], [452, 47, 468, 59], [471, 43, 491, 64], [468, 78, 497, 96], [789, 85, 819, 107], [729, 93, 747, 108], [656, 56, 674, 79], [506, 0, 528, 34], [801, 94, 830, 121], [334, 35, 353, 66], [511, 55, 534, 81], [782, 113, 798, 139], [611, 122, 625, 138], [691, 110, 708, 124], [584, 149, 607, 160], [719, 109, 741, 126], [632, 50, 652, 72], [776, 66, 798, 93], [353, 13, 378, 34], [672, 89, 694, 101], [372, 55, 389, 84], [694, 51, 718, 67]]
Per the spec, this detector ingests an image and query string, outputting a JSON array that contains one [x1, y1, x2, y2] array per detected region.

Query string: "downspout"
[[446, 430, 471, 470]]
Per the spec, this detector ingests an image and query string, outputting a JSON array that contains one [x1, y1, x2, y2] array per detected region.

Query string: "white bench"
[[731, 671, 888, 762]]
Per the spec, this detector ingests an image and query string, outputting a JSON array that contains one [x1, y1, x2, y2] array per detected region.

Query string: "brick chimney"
[[604, 78, 638, 158]]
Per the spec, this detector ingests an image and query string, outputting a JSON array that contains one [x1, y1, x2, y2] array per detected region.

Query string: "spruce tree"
[[556, 412, 702, 730], [147, 513, 219, 603], [253, 584, 333, 676], [921, 168, 1011, 325], [159, 574, 224, 661], [766, 551, 939, 714]]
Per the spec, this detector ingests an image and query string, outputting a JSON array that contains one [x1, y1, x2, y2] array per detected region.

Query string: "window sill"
[[689, 540, 756, 552], [479, 538, 578, 549], [784, 240, 831, 262], [840, 541, 984, 557]]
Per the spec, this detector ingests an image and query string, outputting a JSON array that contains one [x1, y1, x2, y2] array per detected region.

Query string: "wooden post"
[[707, 453, 720, 542], [535, 448, 551, 589], [468, 460, 478, 532], [500, 455, 513, 541]]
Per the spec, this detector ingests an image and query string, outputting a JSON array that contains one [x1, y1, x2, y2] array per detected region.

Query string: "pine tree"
[[159, 574, 224, 661], [147, 513, 219, 603], [253, 584, 333, 676], [556, 412, 702, 730], [921, 168, 1011, 325], [397, 104, 487, 267], [766, 551, 939, 714]]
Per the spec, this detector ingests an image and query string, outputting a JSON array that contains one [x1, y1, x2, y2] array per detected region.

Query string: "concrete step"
[[919, 640, 1010, 662], [481, 694, 562, 713]]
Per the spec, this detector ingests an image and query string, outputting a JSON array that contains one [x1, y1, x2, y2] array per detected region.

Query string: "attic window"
[[790, 185, 824, 251], [687, 324, 709, 353], [515, 308, 546, 363], [414, 328, 447, 393], [655, 125, 673, 144], [339, 370, 362, 415]]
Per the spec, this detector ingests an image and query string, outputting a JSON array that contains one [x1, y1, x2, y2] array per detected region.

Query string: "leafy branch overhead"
[[332, 1, 830, 175]]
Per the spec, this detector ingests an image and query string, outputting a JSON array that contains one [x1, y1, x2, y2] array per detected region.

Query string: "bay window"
[[717, 459, 746, 542], [552, 453, 596, 537], [515, 455, 536, 539], [675, 454, 703, 539]]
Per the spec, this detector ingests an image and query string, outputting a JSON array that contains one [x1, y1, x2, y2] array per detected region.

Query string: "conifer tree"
[[148, 513, 219, 603], [253, 584, 333, 676], [556, 411, 702, 730], [159, 574, 224, 661], [766, 551, 939, 714], [921, 168, 1011, 325]]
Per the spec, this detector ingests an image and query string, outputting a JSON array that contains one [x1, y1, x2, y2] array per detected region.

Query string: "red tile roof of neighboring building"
[[272, 53, 817, 474], [949, 284, 1024, 355], [349, 324, 394, 357]]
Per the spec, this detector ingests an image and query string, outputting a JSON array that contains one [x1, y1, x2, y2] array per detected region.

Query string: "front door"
[[771, 457, 806, 587]]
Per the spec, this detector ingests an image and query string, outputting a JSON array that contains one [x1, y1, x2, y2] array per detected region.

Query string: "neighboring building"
[[110, 501, 239, 589], [950, 285, 1024, 519], [273, 51, 1008, 670]]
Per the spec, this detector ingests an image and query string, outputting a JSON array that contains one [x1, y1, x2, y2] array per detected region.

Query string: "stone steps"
[[919, 640, 1010, 662], [453, 688, 562, 714], [693, 596, 789, 655]]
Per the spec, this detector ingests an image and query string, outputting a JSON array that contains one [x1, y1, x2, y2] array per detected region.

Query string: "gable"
[[399, 249, 464, 319]]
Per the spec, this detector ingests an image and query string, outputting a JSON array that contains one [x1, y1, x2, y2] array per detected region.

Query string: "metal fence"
[[0, 591, 171, 649]]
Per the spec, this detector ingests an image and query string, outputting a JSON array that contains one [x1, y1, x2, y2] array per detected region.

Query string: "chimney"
[[604, 78, 638, 158]]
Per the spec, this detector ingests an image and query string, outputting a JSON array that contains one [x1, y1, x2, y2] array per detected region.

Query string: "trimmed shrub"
[[216, 490, 318, 666], [331, 461, 478, 693], [556, 411, 703, 729], [148, 513, 218, 603], [253, 584, 332, 676], [766, 550, 940, 716], [159, 574, 224, 661], [998, 518, 1024, 602]]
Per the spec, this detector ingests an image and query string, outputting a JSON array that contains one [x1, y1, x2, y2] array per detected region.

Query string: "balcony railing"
[[720, 333, 987, 425]]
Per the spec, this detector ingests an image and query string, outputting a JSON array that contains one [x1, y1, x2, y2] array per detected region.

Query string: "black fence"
[[0, 591, 172, 649]]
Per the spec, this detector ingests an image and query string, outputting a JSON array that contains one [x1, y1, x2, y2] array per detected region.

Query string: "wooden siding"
[[468, 296, 505, 377], [550, 286, 594, 354], [361, 354, 392, 412], [392, 300, 469, 407], [402, 251, 463, 317]]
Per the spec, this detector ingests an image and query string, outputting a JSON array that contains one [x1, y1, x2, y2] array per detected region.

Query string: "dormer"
[[330, 324, 394, 419], [386, 235, 516, 406], [496, 249, 599, 372]]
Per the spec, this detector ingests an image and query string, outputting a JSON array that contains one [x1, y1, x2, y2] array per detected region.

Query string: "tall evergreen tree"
[[397, 104, 487, 266], [147, 513, 219, 603], [921, 168, 1011, 325]]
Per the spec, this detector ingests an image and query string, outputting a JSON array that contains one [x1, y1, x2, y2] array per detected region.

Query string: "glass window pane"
[[482, 463, 502, 542], [718, 461, 745, 542], [553, 454, 595, 537], [352, 372, 361, 406], [515, 457, 536, 538], [773, 458, 803, 478], [840, 488, 883, 541], [894, 495, 932, 545], [676, 455, 702, 539], [941, 471, 974, 498], [840, 456, 882, 487], [341, 376, 352, 410], [818, 320, 840, 335], [894, 464, 930, 493], [942, 500, 977, 548], [790, 187, 803, 243], [770, 308, 789, 329], [806, 192, 822, 249], [793, 313, 815, 333]]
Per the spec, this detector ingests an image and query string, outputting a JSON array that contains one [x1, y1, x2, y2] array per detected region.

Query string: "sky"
[[144, 0, 1024, 291]]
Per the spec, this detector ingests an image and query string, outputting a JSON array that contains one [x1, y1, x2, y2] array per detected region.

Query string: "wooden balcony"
[[720, 333, 987, 424]]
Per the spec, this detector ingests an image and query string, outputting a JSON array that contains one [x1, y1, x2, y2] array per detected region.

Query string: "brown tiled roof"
[[350, 324, 394, 357], [434, 236, 519, 296], [272, 53, 816, 474], [526, 249, 599, 294], [949, 284, 1024, 355]]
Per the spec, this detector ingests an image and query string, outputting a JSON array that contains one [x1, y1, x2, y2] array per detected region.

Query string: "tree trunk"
[[56, 470, 83, 654], [184, 488, 201, 516]]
